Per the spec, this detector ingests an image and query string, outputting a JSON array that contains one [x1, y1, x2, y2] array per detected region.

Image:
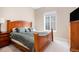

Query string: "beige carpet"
[[44, 39, 69, 52], [0, 38, 69, 52]]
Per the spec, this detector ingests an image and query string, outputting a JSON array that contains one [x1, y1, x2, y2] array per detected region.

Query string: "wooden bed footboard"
[[34, 32, 52, 52]]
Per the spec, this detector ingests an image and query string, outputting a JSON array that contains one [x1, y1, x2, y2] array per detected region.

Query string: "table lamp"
[[0, 18, 5, 33]]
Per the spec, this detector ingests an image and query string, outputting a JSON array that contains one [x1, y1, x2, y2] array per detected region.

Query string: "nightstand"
[[0, 32, 10, 47]]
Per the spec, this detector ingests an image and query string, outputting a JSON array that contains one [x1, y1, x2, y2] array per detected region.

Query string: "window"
[[44, 12, 57, 32]]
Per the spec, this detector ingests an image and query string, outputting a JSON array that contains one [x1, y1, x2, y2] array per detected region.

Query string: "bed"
[[7, 20, 53, 52]]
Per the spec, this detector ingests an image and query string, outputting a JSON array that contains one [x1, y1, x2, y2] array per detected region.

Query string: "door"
[[71, 21, 79, 50]]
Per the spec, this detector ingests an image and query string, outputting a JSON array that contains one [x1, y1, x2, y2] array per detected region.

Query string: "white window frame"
[[44, 11, 57, 32]]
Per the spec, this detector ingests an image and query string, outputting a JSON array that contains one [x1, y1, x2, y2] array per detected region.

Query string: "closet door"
[[71, 21, 79, 51]]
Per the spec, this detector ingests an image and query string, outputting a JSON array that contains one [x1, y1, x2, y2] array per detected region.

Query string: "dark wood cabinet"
[[0, 32, 10, 47], [70, 21, 79, 51]]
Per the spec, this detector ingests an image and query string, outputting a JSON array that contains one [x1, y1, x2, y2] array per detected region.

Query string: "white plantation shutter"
[[44, 12, 57, 32]]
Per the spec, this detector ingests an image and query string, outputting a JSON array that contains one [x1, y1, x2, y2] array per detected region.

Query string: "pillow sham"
[[28, 28, 32, 32], [12, 27, 35, 33], [12, 28, 17, 32], [15, 27, 26, 33], [26, 27, 35, 32], [25, 27, 30, 32], [25, 27, 34, 32]]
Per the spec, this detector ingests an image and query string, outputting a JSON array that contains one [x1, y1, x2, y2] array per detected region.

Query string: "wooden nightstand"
[[0, 32, 10, 47]]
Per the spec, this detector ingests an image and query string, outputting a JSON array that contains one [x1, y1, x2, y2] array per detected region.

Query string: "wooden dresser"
[[0, 32, 10, 47]]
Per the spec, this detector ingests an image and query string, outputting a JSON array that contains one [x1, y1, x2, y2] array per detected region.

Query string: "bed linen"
[[10, 32, 34, 50], [10, 32, 48, 51]]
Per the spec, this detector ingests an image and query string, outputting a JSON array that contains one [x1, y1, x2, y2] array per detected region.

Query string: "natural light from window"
[[44, 11, 57, 32]]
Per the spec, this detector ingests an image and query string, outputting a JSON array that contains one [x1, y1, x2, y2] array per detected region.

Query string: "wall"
[[0, 7, 77, 41], [0, 7, 35, 32], [35, 7, 76, 41]]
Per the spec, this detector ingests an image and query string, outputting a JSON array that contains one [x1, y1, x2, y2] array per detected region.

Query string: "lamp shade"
[[0, 18, 5, 24]]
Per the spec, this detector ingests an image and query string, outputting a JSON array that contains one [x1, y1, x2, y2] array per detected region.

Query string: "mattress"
[[11, 39, 30, 50]]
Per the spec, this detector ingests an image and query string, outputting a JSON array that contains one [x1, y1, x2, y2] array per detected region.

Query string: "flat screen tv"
[[70, 7, 79, 22]]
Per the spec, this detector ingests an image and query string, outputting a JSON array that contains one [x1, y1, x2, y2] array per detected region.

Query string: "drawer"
[[0, 34, 9, 37], [0, 37, 10, 42], [0, 40, 10, 47]]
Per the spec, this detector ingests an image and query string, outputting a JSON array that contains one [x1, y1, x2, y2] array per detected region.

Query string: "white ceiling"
[[32, 7, 40, 9]]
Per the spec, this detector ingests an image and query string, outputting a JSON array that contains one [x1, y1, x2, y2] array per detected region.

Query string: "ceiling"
[[32, 7, 40, 9]]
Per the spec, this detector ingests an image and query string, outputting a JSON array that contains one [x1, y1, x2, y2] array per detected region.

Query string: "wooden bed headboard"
[[7, 20, 32, 32]]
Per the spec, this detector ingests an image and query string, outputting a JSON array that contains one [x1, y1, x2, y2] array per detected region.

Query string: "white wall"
[[35, 7, 76, 41], [0, 7, 35, 32], [0, 7, 77, 42]]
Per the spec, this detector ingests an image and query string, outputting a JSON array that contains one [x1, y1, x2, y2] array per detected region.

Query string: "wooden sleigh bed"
[[7, 20, 53, 52]]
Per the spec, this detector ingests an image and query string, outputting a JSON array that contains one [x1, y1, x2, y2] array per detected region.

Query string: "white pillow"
[[12, 28, 16, 32]]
